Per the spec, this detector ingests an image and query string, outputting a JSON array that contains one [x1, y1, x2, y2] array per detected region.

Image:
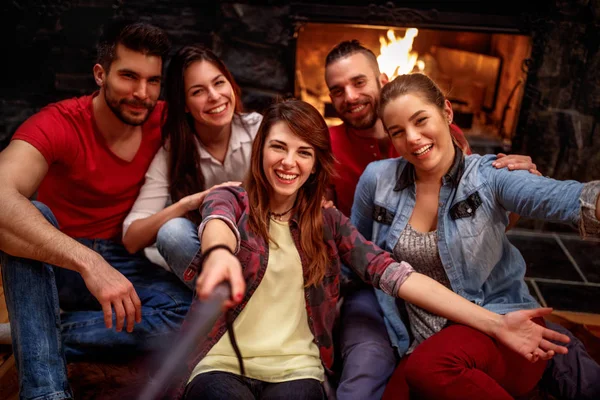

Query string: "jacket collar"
[[394, 144, 465, 191]]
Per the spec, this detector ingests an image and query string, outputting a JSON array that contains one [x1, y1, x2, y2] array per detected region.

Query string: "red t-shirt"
[[329, 123, 471, 217], [12, 93, 164, 240]]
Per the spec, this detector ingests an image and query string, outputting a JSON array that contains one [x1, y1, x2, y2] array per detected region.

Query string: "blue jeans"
[[185, 371, 326, 400], [156, 217, 200, 290], [1, 201, 193, 400], [337, 286, 397, 400]]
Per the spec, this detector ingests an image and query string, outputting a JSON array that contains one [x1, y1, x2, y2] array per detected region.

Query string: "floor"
[[0, 225, 599, 398]]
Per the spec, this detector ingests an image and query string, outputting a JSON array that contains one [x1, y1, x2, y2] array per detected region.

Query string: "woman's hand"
[[492, 307, 570, 363], [195, 248, 246, 309], [178, 181, 242, 212]]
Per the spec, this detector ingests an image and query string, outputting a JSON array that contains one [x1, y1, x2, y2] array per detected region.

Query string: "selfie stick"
[[138, 283, 231, 400]]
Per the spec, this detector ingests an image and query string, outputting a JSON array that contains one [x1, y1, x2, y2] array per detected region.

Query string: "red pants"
[[382, 322, 547, 400]]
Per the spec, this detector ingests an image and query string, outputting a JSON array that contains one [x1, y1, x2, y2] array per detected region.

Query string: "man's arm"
[[0, 140, 141, 333]]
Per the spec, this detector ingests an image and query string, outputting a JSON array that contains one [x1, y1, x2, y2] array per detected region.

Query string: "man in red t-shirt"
[[0, 20, 191, 399]]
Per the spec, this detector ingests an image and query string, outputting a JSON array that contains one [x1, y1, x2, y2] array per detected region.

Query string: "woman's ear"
[[444, 99, 454, 125]]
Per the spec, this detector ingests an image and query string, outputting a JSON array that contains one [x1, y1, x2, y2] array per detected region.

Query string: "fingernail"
[[236, 293, 243, 301]]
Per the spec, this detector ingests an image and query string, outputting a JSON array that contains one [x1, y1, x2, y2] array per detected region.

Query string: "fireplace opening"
[[295, 22, 532, 151]]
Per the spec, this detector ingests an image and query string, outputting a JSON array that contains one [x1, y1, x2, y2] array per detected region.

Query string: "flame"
[[377, 28, 421, 79]]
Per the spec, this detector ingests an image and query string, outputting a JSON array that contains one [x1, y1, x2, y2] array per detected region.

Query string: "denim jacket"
[[172, 186, 414, 397], [351, 148, 600, 357]]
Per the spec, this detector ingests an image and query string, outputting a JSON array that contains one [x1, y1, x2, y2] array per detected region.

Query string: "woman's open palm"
[[495, 308, 570, 362]]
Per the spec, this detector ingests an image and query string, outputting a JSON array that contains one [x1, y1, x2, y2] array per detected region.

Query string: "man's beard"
[[104, 83, 156, 126], [339, 80, 381, 130], [340, 98, 380, 130], [340, 101, 378, 130]]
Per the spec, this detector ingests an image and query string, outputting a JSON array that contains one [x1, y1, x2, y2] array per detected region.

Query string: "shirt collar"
[[394, 144, 465, 191], [197, 115, 252, 160]]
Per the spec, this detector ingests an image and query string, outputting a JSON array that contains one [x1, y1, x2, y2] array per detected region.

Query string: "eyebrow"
[[409, 110, 427, 122], [117, 68, 161, 81], [328, 73, 367, 91], [386, 110, 428, 131], [187, 74, 225, 93], [270, 139, 314, 151]]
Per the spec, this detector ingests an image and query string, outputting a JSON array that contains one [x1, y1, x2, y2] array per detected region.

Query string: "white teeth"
[[413, 144, 433, 156], [207, 104, 226, 114], [349, 104, 366, 113], [275, 171, 298, 181]]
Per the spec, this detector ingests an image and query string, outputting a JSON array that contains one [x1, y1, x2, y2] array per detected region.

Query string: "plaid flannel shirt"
[[172, 186, 413, 397]]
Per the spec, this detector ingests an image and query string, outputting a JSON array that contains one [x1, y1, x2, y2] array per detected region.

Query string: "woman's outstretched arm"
[[397, 272, 570, 362]]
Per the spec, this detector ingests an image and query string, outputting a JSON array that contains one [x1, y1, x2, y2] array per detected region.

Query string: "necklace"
[[269, 206, 294, 221]]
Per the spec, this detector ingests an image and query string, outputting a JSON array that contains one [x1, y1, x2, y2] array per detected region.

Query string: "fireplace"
[[294, 22, 532, 149]]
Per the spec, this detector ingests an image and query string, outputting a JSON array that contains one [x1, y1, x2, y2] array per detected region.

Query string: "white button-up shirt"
[[123, 112, 262, 268]]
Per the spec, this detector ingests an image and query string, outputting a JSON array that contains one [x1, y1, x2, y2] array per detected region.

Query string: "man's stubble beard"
[[339, 80, 382, 131], [103, 82, 156, 126]]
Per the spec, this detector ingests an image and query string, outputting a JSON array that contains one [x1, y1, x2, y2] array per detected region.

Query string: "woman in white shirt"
[[123, 44, 262, 288]]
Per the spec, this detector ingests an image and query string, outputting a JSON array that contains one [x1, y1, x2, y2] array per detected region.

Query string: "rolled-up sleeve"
[[197, 215, 241, 254], [198, 187, 247, 254], [123, 147, 170, 238], [329, 207, 415, 294], [380, 261, 414, 296], [579, 181, 600, 238]]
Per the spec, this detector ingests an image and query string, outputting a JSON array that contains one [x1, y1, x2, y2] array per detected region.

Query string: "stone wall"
[[512, 0, 600, 183], [1, 0, 599, 186]]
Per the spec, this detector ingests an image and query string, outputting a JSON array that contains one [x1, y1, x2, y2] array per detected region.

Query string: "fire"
[[377, 28, 421, 79]]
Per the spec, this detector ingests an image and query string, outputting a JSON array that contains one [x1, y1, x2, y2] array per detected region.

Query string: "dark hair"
[[245, 99, 336, 287], [96, 19, 171, 72], [325, 39, 380, 73], [163, 44, 243, 225], [379, 73, 446, 116]]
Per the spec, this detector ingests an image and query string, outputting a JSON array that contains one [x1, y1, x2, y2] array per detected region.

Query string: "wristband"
[[201, 244, 234, 262]]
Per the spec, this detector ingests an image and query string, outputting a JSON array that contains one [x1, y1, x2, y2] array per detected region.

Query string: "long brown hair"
[[244, 99, 336, 287], [162, 44, 243, 224]]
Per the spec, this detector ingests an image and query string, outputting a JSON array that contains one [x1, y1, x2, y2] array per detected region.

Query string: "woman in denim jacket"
[[177, 99, 569, 400], [351, 72, 600, 399]]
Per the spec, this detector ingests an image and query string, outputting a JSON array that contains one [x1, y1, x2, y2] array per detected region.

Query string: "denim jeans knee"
[[156, 217, 200, 290], [1, 201, 73, 400]]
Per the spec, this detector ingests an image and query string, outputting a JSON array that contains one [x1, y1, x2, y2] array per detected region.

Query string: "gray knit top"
[[393, 224, 452, 353]]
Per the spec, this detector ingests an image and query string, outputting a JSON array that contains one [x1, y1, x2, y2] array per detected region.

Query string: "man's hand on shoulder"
[[321, 197, 336, 209], [492, 153, 542, 176], [79, 255, 141, 333]]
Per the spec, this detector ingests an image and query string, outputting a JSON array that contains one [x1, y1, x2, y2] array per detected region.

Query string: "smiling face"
[[99, 44, 162, 126], [183, 60, 236, 131], [325, 52, 387, 130], [382, 93, 455, 177], [262, 121, 317, 209]]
